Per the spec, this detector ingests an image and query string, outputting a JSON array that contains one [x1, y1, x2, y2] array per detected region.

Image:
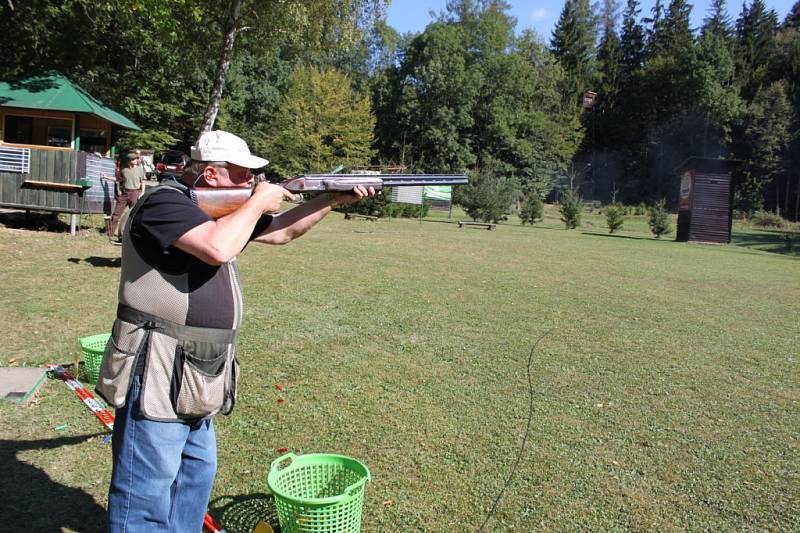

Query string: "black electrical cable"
[[477, 331, 550, 532]]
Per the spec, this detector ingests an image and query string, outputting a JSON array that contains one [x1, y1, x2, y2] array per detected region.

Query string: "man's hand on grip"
[[332, 185, 378, 206], [253, 181, 295, 213]]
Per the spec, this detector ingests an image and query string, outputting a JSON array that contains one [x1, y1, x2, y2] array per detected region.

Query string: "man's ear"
[[202, 166, 220, 186]]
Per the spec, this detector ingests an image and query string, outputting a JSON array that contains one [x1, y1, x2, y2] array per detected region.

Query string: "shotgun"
[[192, 174, 468, 219]]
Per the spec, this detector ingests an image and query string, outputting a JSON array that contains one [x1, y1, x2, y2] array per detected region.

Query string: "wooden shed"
[[675, 157, 739, 244], [0, 73, 140, 233]]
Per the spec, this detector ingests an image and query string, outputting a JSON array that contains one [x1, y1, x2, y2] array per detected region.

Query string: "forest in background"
[[1, 0, 798, 219]]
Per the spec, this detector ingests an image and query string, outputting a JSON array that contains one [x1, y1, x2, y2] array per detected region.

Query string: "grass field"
[[0, 206, 797, 532]]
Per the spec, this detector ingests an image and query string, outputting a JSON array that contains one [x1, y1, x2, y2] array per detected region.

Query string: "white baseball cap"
[[191, 130, 268, 169]]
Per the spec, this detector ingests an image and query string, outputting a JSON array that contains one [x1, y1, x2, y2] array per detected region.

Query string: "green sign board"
[[423, 186, 452, 201]]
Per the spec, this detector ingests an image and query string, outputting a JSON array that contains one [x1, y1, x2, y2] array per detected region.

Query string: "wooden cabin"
[[0, 73, 140, 233]]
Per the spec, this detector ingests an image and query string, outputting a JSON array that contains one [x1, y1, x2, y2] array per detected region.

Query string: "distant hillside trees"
[[2, 0, 798, 220], [556, 0, 799, 218], [372, 1, 582, 220]]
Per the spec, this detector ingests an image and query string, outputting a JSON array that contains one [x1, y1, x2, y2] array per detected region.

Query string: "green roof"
[[0, 73, 140, 131]]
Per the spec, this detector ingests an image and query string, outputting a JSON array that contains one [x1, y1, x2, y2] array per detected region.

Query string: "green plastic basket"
[[267, 453, 371, 533], [79, 333, 110, 384]]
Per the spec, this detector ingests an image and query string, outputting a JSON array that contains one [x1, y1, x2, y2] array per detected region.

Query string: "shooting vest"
[[95, 180, 241, 421]]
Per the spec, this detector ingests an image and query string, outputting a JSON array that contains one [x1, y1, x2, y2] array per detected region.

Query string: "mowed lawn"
[[0, 207, 797, 532]]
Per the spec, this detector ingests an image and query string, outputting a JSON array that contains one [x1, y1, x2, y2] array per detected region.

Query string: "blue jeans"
[[107, 375, 217, 532]]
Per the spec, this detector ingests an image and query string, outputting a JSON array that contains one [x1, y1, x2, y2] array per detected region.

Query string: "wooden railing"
[[0, 141, 73, 152]]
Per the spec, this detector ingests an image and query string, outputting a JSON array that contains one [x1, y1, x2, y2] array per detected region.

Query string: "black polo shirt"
[[128, 187, 273, 326]]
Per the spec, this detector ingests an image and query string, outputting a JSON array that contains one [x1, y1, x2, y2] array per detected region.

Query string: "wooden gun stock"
[[192, 187, 252, 219]]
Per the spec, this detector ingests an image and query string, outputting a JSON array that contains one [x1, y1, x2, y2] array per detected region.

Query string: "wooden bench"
[[458, 220, 496, 230], [344, 213, 377, 221]]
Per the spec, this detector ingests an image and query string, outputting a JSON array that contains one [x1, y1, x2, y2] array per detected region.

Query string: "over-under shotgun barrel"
[[192, 174, 469, 219], [282, 174, 468, 192]]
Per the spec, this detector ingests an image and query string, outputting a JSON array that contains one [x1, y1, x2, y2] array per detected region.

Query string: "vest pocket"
[[172, 340, 229, 418], [95, 319, 148, 407], [220, 355, 240, 415]]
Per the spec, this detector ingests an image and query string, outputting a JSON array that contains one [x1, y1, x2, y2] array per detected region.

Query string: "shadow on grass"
[[731, 230, 798, 256], [422, 218, 565, 232], [0, 434, 107, 532], [68, 257, 121, 268], [581, 231, 666, 241], [0, 210, 71, 233], [419, 218, 460, 225], [208, 493, 280, 533]]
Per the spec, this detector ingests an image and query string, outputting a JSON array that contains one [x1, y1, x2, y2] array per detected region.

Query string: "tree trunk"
[[198, 0, 242, 138], [795, 171, 799, 221], [784, 172, 790, 218]]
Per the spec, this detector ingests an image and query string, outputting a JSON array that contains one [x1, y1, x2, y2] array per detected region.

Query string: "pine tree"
[[590, 0, 625, 200], [645, 0, 695, 61], [703, 0, 734, 40], [519, 193, 545, 224], [785, 0, 800, 28], [695, 25, 744, 158], [632, 0, 700, 200], [735, 81, 794, 213], [559, 188, 584, 228], [605, 203, 625, 232], [735, 0, 780, 101], [644, 0, 668, 59], [648, 199, 672, 237], [614, 0, 648, 202], [460, 163, 521, 223], [662, 0, 695, 57], [620, 0, 646, 74], [551, 0, 598, 106], [597, 0, 623, 104]]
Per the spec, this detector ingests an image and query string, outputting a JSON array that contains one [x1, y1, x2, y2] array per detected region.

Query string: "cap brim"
[[227, 153, 269, 170]]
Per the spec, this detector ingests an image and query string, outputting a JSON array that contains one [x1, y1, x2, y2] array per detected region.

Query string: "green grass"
[[0, 206, 798, 532]]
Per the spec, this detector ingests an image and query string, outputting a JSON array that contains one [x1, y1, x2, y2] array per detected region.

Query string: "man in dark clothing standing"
[[96, 130, 376, 532]]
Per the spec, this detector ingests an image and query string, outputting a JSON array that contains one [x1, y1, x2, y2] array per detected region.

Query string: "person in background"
[[108, 150, 145, 239], [96, 130, 377, 532]]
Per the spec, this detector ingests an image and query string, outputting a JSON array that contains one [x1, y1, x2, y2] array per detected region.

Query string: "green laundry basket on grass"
[[79, 333, 110, 384], [267, 453, 370, 533]]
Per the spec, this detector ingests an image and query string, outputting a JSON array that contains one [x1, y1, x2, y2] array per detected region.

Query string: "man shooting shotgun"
[[193, 173, 469, 219], [96, 130, 379, 532]]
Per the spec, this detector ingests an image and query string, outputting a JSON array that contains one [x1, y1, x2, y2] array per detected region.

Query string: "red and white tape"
[[47, 364, 114, 431], [47, 363, 226, 532]]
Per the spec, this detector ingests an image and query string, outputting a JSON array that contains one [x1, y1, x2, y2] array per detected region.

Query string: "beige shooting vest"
[[95, 181, 241, 421]]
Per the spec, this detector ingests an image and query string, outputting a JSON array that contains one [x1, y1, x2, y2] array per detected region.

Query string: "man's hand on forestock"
[[332, 185, 378, 206], [252, 181, 295, 213]]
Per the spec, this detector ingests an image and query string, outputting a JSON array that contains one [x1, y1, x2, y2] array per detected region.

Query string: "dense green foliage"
[[459, 166, 520, 223], [750, 208, 786, 227], [0, 0, 387, 153], [1, 0, 797, 219], [262, 66, 375, 176]]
